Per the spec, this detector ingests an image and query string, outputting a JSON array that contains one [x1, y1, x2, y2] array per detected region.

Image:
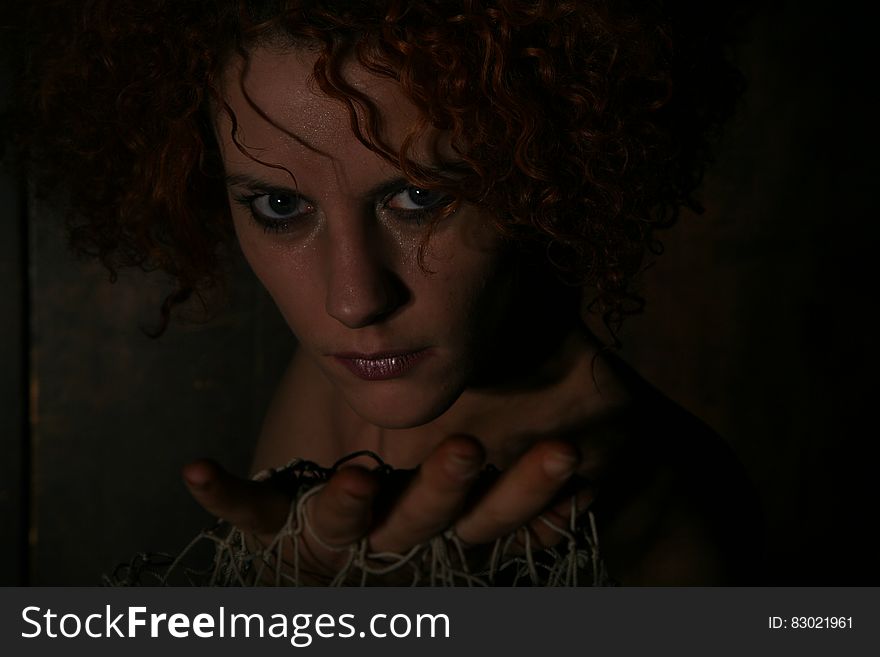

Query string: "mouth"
[[332, 348, 431, 381]]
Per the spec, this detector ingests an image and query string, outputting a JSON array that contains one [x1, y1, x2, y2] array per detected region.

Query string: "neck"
[[337, 322, 631, 469]]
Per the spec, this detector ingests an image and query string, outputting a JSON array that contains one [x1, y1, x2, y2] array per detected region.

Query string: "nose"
[[324, 221, 406, 329]]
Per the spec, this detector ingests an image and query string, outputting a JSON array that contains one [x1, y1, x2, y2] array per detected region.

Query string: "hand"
[[182, 436, 592, 584]]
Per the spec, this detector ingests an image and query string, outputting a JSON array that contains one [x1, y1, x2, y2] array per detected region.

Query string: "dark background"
[[1, 2, 877, 584]]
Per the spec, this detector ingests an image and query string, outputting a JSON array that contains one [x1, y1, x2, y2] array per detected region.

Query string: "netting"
[[105, 453, 611, 587]]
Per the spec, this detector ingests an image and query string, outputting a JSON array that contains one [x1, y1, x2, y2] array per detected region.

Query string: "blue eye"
[[387, 186, 449, 211], [250, 193, 312, 221]]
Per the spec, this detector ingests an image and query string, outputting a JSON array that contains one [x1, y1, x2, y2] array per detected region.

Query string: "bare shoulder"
[[591, 358, 766, 585]]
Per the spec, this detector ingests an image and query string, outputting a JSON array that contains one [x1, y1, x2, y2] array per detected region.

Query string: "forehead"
[[216, 46, 429, 167]]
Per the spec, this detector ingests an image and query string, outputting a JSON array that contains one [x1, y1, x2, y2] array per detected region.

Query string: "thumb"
[[182, 458, 292, 536]]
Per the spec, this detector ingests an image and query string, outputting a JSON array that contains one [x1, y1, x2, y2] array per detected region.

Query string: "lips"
[[333, 348, 431, 381]]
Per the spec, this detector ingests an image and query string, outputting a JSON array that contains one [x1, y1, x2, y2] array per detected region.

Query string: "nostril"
[[325, 268, 409, 329]]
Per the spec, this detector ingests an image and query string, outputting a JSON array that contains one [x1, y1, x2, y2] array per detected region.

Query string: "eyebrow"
[[225, 166, 465, 199], [224, 172, 401, 200], [225, 173, 296, 192]]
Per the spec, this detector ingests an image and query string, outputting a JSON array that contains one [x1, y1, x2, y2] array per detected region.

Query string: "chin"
[[342, 381, 462, 430]]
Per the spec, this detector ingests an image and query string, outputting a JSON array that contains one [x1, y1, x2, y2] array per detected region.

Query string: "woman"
[[15, 0, 761, 584]]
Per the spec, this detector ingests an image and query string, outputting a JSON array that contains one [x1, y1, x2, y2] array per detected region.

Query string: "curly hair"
[[14, 0, 748, 336]]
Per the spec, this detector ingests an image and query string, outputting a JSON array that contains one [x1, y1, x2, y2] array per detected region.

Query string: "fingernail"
[[341, 479, 376, 507], [543, 452, 578, 478], [184, 477, 210, 491], [183, 467, 211, 490], [446, 453, 481, 480], [341, 490, 369, 510]]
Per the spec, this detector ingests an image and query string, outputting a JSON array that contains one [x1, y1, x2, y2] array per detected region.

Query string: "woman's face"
[[215, 47, 518, 429]]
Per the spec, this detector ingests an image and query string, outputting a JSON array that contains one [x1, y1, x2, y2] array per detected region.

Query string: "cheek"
[[407, 217, 514, 330], [235, 230, 324, 333], [431, 247, 517, 337]]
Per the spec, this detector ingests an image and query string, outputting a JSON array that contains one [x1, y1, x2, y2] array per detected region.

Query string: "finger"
[[520, 485, 595, 551], [453, 441, 580, 546], [369, 435, 485, 554], [182, 459, 291, 537], [304, 465, 379, 548]]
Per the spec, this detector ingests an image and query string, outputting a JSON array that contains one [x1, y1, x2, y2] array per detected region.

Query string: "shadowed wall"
[[619, 3, 877, 582]]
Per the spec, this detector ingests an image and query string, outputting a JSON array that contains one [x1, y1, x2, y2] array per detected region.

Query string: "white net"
[[106, 454, 612, 587]]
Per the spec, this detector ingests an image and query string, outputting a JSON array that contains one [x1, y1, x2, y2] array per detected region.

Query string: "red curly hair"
[[13, 0, 746, 336]]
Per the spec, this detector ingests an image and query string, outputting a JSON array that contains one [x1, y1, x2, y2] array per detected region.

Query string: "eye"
[[250, 193, 313, 222], [386, 186, 450, 212]]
